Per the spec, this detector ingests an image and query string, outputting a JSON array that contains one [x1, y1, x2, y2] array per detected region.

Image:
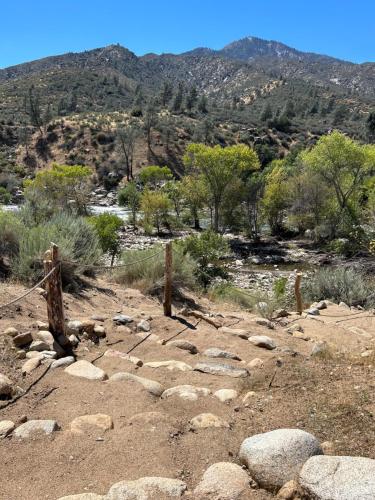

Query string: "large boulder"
[[239, 428, 322, 490], [194, 462, 250, 499], [106, 477, 187, 499], [299, 455, 375, 500]]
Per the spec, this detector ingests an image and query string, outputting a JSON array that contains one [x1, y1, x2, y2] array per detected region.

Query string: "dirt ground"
[[1, 279, 375, 499]]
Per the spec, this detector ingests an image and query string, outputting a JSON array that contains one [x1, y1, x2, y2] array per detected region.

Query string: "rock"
[[218, 326, 250, 340], [203, 348, 241, 361], [66, 320, 83, 334], [161, 385, 211, 401], [248, 358, 264, 369], [26, 351, 44, 359], [167, 339, 198, 354], [274, 309, 289, 318], [361, 350, 373, 358], [194, 462, 250, 499], [109, 372, 164, 396], [137, 319, 151, 332], [194, 361, 249, 378], [292, 332, 310, 341], [307, 307, 320, 316], [57, 494, 104, 500], [91, 314, 107, 322], [36, 321, 49, 330], [214, 389, 238, 402], [3, 327, 18, 337], [13, 332, 33, 347], [70, 414, 113, 435], [21, 357, 41, 375], [242, 391, 257, 403], [16, 350, 26, 359], [321, 441, 335, 455], [29, 340, 50, 352], [81, 320, 95, 335], [248, 335, 276, 350], [93, 325, 106, 338], [311, 341, 328, 357], [299, 455, 375, 500], [0, 420, 15, 438], [144, 360, 192, 371], [33, 330, 54, 347], [64, 360, 107, 381], [286, 324, 304, 334], [316, 301, 328, 310], [0, 374, 14, 397], [51, 356, 75, 369], [40, 350, 57, 359], [69, 334, 79, 347], [277, 480, 302, 499], [113, 314, 134, 325], [239, 428, 322, 490], [13, 420, 59, 439], [106, 477, 187, 499], [190, 413, 229, 429], [136, 332, 160, 342], [254, 317, 274, 329], [104, 349, 143, 367], [339, 301, 350, 309]]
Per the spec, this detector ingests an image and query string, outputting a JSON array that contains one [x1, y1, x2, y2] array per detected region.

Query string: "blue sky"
[[1, 0, 374, 68]]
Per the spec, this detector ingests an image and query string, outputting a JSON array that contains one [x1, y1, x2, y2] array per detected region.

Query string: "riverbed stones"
[[167, 339, 198, 354], [93, 325, 106, 338], [254, 317, 274, 329], [109, 372, 164, 396], [112, 314, 134, 325], [194, 361, 249, 378], [144, 360, 192, 371], [203, 348, 241, 361], [13, 419, 59, 439], [316, 300, 328, 310], [13, 332, 33, 347], [106, 477, 187, 499], [104, 349, 143, 367], [190, 413, 229, 429], [239, 428, 323, 490], [3, 327, 18, 337], [51, 356, 75, 369], [299, 455, 375, 500], [218, 326, 250, 340], [214, 389, 238, 402], [0, 373, 14, 396], [248, 358, 264, 369], [286, 324, 304, 334], [277, 480, 302, 499], [161, 385, 211, 401], [64, 360, 107, 381], [0, 420, 15, 438], [66, 320, 83, 335], [307, 307, 320, 316], [137, 319, 151, 332], [21, 357, 41, 375], [248, 335, 276, 350], [33, 330, 54, 346], [194, 462, 250, 499], [70, 414, 113, 435], [29, 339, 50, 352]]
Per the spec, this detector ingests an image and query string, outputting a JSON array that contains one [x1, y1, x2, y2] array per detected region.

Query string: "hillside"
[[0, 37, 374, 189]]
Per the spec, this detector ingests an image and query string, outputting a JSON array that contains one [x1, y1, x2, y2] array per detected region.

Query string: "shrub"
[[0, 187, 11, 204], [303, 267, 375, 308], [114, 245, 197, 293], [88, 213, 123, 265], [0, 210, 23, 260]]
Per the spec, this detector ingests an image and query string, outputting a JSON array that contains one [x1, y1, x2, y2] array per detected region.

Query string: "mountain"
[[0, 37, 374, 188]]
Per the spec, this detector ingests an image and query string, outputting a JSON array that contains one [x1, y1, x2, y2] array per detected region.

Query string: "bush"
[[12, 213, 102, 285], [114, 245, 197, 293], [0, 187, 11, 204], [303, 267, 375, 308], [0, 210, 23, 260], [88, 213, 123, 265]]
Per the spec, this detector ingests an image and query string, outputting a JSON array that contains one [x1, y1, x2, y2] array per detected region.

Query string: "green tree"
[[140, 190, 171, 234], [184, 143, 260, 232], [88, 213, 123, 266], [172, 82, 184, 112], [262, 160, 291, 235], [197, 95, 208, 113], [367, 111, 375, 143], [181, 175, 208, 229], [160, 82, 173, 107], [0, 187, 11, 204], [118, 182, 141, 228], [261, 102, 272, 122], [139, 165, 173, 188], [186, 86, 198, 111], [162, 180, 183, 218]]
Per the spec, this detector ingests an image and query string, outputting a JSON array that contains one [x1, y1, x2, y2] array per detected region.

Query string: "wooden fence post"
[[43, 243, 66, 341], [294, 272, 303, 315], [163, 242, 173, 317]]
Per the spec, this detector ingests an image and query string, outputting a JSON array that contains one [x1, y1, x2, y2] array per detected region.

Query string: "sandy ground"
[[1, 279, 375, 499]]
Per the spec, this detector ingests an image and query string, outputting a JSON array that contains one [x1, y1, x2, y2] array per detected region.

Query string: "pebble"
[[254, 317, 274, 329], [307, 307, 320, 316], [108, 372, 164, 396], [112, 314, 133, 325], [13, 420, 59, 439], [248, 335, 276, 350], [93, 325, 106, 338], [214, 389, 238, 402], [166, 339, 198, 354], [218, 327, 250, 339], [203, 348, 241, 361], [21, 357, 41, 375], [161, 385, 211, 401], [277, 480, 302, 499], [64, 360, 108, 381], [51, 356, 75, 369], [137, 319, 151, 332], [190, 413, 229, 429], [104, 349, 143, 367], [194, 361, 249, 378], [248, 358, 264, 369]]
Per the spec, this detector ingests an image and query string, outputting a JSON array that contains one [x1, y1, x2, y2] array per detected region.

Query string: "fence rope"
[[0, 264, 59, 311]]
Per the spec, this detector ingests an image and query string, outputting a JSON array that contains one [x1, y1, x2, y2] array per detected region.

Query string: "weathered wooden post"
[[294, 272, 303, 315], [163, 242, 173, 317], [43, 243, 66, 341]]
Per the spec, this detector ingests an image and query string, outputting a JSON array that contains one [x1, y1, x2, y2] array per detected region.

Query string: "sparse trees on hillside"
[[116, 124, 139, 180]]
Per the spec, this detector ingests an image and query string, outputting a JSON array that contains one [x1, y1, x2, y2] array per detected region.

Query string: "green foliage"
[[114, 245, 197, 293], [180, 230, 229, 288], [208, 282, 255, 309], [262, 160, 291, 235], [0, 187, 11, 204], [24, 163, 92, 215], [138, 165, 173, 187], [0, 209, 23, 260], [273, 277, 288, 299], [303, 267, 375, 308], [118, 181, 140, 227], [88, 213, 123, 265], [140, 189, 172, 234]]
